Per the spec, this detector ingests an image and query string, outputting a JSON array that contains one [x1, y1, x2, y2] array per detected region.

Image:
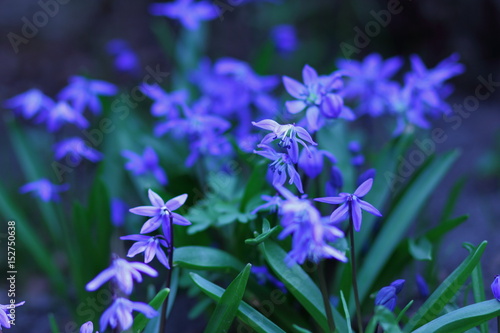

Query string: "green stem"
[[159, 214, 174, 333], [349, 213, 364, 333], [318, 261, 336, 333]]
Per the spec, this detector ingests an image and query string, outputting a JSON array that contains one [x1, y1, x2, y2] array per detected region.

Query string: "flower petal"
[[165, 193, 188, 211], [302, 64, 318, 86], [282, 76, 306, 99], [252, 119, 279, 131], [358, 199, 382, 217], [351, 200, 363, 231], [314, 196, 346, 205], [86, 267, 115, 291], [329, 203, 349, 223], [129, 205, 159, 217], [354, 178, 373, 197], [172, 212, 191, 225], [140, 215, 162, 234]]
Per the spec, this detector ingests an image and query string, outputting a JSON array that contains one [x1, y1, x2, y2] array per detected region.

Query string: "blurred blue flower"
[[40, 101, 89, 132], [149, 0, 219, 30], [129, 189, 191, 236], [122, 146, 168, 185], [3, 88, 54, 119], [252, 266, 286, 293], [375, 279, 405, 311], [283, 65, 354, 131], [254, 144, 303, 193], [298, 146, 337, 179], [111, 198, 127, 227], [275, 185, 347, 265], [19, 179, 69, 202], [416, 273, 430, 298], [140, 83, 188, 117], [252, 119, 317, 163], [106, 39, 139, 73], [0, 301, 25, 330], [492, 275, 500, 301], [338, 53, 402, 117], [54, 137, 103, 164], [79, 321, 95, 333], [58, 76, 118, 115], [120, 234, 170, 268], [315, 178, 381, 231], [251, 194, 283, 214], [326, 165, 343, 196], [357, 168, 376, 187], [100, 297, 157, 332], [86, 256, 158, 295], [271, 24, 297, 54]]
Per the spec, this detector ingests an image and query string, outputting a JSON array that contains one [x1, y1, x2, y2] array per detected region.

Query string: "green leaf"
[[355, 150, 459, 310], [340, 291, 353, 333], [132, 288, 170, 332], [259, 241, 347, 332], [190, 273, 286, 333], [440, 178, 466, 222], [292, 325, 313, 333], [240, 161, 267, 211], [408, 237, 433, 261], [204, 264, 252, 333], [374, 306, 403, 333], [245, 219, 280, 245], [174, 246, 245, 272], [403, 241, 487, 332], [463, 243, 487, 333], [412, 300, 500, 333], [48, 313, 59, 333]]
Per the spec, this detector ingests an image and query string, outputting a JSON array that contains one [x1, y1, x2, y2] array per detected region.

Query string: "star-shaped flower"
[[120, 234, 170, 268], [100, 298, 157, 332]]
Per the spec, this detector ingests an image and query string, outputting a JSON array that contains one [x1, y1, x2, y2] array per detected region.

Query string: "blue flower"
[[53, 137, 103, 164], [19, 179, 69, 202], [40, 101, 89, 132], [250, 194, 282, 214], [283, 65, 354, 131], [149, 0, 219, 30], [79, 321, 96, 333], [254, 144, 303, 193], [129, 189, 191, 236], [338, 53, 402, 117], [122, 146, 168, 185], [106, 39, 139, 73], [275, 185, 346, 265], [100, 297, 157, 332], [58, 76, 118, 115], [252, 119, 317, 163], [492, 275, 500, 301], [271, 24, 298, 55], [252, 266, 286, 293], [140, 83, 188, 117], [86, 255, 158, 295], [120, 234, 170, 268], [0, 301, 25, 330], [375, 279, 405, 311], [3, 88, 54, 119], [416, 273, 430, 298], [314, 178, 381, 231], [298, 146, 336, 179], [111, 198, 127, 227]]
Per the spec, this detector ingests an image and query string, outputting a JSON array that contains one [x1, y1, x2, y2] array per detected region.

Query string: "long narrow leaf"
[[464, 243, 488, 333], [174, 246, 245, 272], [132, 288, 170, 332]]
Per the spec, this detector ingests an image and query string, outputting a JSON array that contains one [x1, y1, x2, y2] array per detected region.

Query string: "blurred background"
[[1, 0, 500, 331]]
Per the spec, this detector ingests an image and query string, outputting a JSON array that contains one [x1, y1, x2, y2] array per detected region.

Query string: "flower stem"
[[159, 214, 174, 333], [318, 261, 335, 333], [349, 214, 364, 333]]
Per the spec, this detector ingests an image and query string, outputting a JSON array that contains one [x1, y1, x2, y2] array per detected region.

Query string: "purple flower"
[[416, 274, 430, 298], [492, 275, 500, 301], [283, 65, 354, 131], [298, 147, 336, 179], [252, 266, 286, 292], [80, 321, 97, 333], [122, 147, 168, 185], [375, 279, 405, 311], [250, 194, 282, 214], [54, 137, 103, 164], [120, 234, 170, 268], [3, 88, 54, 119], [58, 76, 118, 115], [314, 178, 381, 231], [40, 101, 89, 132], [271, 24, 297, 54], [149, 0, 219, 30], [100, 297, 157, 332], [338, 54, 402, 117], [140, 83, 188, 117], [129, 189, 191, 236], [254, 145, 303, 193], [111, 198, 127, 227], [326, 166, 343, 196], [86, 256, 158, 295], [106, 39, 139, 73], [19, 179, 69, 202], [0, 301, 25, 329], [275, 185, 346, 265], [252, 119, 317, 163]]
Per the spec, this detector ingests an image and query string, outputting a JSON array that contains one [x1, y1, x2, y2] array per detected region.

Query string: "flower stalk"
[[349, 211, 363, 333]]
